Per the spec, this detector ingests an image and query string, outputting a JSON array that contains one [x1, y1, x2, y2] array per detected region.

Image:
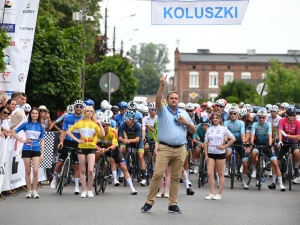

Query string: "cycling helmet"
[[128, 101, 137, 110], [185, 102, 195, 110], [252, 106, 260, 114], [118, 101, 128, 109], [66, 104, 74, 114], [142, 101, 148, 106], [206, 101, 212, 108], [101, 117, 111, 125], [238, 102, 245, 108], [200, 116, 210, 124], [111, 105, 119, 113], [74, 100, 86, 108], [103, 109, 113, 118], [238, 108, 248, 118], [202, 102, 207, 107], [228, 106, 239, 113], [194, 103, 200, 108], [137, 104, 143, 113], [95, 111, 104, 120], [286, 105, 296, 116], [256, 110, 267, 117], [270, 105, 279, 112], [148, 102, 156, 109], [215, 99, 226, 107], [124, 110, 135, 119], [84, 99, 94, 106], [281, 102, 289, 109], [101, 100, 110, 110], [178, 102, 185, 109], [265, 104, 272, 112], [142, 106, 149, 114], [243, 104, 252, 111], [23, 103, 31, 112]]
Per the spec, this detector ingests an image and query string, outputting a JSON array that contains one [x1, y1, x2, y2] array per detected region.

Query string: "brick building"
[[170, 48, 300, 103]]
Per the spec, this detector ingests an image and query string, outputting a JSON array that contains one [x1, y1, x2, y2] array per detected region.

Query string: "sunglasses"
[[271, 111, 277, 113], [39, 110, 47, 113], [2, 111, 10, 115], [217, 105, 224, 108], [230, 113, 237, 115], [201, 123, 209, 126], [186, 110, 193, 112], [258, 117, 266, 119], [150, 109, 157, 112], [125, 117, 133, 121], [75, 105, 84, 109]]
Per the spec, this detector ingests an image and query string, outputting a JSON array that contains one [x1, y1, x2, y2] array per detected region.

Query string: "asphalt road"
[[1, 173, 300, 225]]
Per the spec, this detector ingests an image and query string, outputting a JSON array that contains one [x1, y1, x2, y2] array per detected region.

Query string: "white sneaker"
[[280, 184, 286, 192], [224, 167, 229, 177], [32, 191, 39, 199], [50, 178, 57, 189], [156, 189, 164, 198], [74, 186, 80, 195], [114, 180, 120, 186], [81, 191, 87, 198], [140, 179, 147, 186], [26, 191, 32, 199], [205, 194, 215, 200], [87, 191, 94, 198], [251, 169, 257, 178], [213, 194, 222, 200], [131, 189, 138, 195], [292, 177, 300, 184], [242, 182, 249, 189], [164, 189, 169, 198]]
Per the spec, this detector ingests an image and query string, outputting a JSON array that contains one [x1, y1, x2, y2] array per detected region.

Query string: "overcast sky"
[[100, 0, 300, 76]]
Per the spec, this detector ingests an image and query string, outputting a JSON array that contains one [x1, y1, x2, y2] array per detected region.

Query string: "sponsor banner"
[[151, 0, 249, 25], [0, 0, 40, 93], [0, 137, 10, 193]]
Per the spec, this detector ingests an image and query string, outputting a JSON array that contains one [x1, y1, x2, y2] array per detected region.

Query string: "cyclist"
[[96, 117, 138, 195], [240, 107, 258, 144], [193, 116, 209, 167], [49, 104, 74, 130], [178, 102, 185, 109], [277, 106, 300, 184], [201, 101, 213, 119], [118, 110, 147, 186], [214, 99, 228, 122], [277, 102, 289, 117], [84, 99, 95, 107], [128, 101, 143, 124], [50, 100, 85, 195], [224, 106, 249, 189], [250, 109, 286, 191], [115, 101, 128, 128], [111, 105, 119, 119]]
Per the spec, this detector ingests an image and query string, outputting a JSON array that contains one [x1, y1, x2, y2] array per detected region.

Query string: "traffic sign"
[[189, 92, 198, 99], [256, 83, 268, 96], [99, 72, 120, 94]]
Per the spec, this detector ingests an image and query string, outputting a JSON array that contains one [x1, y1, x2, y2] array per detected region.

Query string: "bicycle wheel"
[[94, 158, 102, 195], [134, 152, 141, 182], [146, 154, 152, 185], [230, 156, 236, 189], [58, 159, 69, 195], [280, 157, 287, 183], [198, 153, 205, 188], [288, 155, 293, 191], [257, 157, 262, 191], [101, 159, 108, 193]]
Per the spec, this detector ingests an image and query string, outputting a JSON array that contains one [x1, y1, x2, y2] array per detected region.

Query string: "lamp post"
[[113, 14, 136, 55], [120, 28, 138, 56]]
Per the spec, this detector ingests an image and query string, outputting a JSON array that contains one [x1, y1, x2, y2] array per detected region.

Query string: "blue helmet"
[[118, 101, 128, 109], [252, 106, 260, 114], [124, 110, 135, 119], [84, 99, 95, 106]]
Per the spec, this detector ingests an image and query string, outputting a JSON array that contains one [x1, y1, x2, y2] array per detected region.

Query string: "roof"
[[179, 50, 300, 64]]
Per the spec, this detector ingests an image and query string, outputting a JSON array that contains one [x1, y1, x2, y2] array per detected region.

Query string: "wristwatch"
[[185, 122, 189, 126]]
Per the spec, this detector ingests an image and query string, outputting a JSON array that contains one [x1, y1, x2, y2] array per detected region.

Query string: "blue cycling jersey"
[[251, 121, 272, 143], [224, 120, 245, 141], [115, 113, 125, 128], [62, 114, 82, 141], [118, 121, 144, 149], [135, 111, 143, 123], [110, 119, 117, 128]]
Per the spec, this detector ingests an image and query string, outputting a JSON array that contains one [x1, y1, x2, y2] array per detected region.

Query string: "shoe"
[[186, 188, 194, 195], [294, 168, 299, 177], [32, 191, 39, 199], [292, 177, 300, 184], [251, 169, 257, 178], [224, 167, 229, 177], [213, 194, 222, 200], [50, 178, 57, 189], [87, 191, 94, 198], [140, 179, 147, 186], [242, 182, 249, 189], [131, 189, 138, 195], [156, 189, 164, 198], [141, 203, 152, 213], [26, 191, 32, 199], [268, 183, 276, 189], [74, 186, 80, 195], [205, 194, 215, 200], [81, 191, 87, 198], [164, 189, 169, 198], [280, 184, 286, 192], [168, 205, 182, 214], [114, 180, 120, 186], [188, 180, 192, 187]]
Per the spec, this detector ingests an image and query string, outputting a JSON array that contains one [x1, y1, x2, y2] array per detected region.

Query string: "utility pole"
[[81, 0, 87, 100]]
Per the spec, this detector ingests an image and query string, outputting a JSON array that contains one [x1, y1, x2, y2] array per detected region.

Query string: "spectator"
[[0, 106, 10, 137]]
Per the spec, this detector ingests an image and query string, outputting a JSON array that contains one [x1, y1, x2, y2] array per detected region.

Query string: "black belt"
[[159, 141, 184, 149]]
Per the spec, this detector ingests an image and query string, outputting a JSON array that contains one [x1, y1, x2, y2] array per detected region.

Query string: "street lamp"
[[120, 29, 138, 56], [113, 14, 136, 55]]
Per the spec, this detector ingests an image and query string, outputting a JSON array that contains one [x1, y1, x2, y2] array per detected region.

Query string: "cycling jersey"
[[135, 111, 143, 124], [15, 121, 45, 151], [118, 121, 143, 150], [142, 115, 158, 140], [224, 120, 245, 141], [115, 113, 125, 128], [98, 127, 118, 148], [62, 114, 82, 141], [266, 114, 281, 139], [251, 121, 272, 143], [243, 113, 258, 132], [68, 120, 102, 149], [193, 124, 207, 143], [55, 112, 69, 124], [278, 117, 300, 144]]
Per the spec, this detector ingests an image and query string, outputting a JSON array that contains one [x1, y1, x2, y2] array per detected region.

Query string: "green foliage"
[[217, 81, 259, 104], [85, 55, 138, 107], [264, 60, 300, 104], [0, 29, 10, 71], [225, 96, 240, 104], [26, 15, 84, 110]]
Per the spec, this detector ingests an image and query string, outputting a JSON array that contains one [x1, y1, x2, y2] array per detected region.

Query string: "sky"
[[99, 0, 300, 76]]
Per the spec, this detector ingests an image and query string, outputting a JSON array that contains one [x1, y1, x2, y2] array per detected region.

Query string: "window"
[[241, 72, 251, 79], [209, 72, 218, 88], [224, 72, 233, 85], [189, 71, 199, 88]]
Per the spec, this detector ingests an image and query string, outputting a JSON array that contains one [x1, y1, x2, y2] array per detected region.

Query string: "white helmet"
[[243, 104, 252, 112], [142, 106, 149, 114], [281, 102, 289, 109], [103, 109, 113, 118], [265, 104, 272, 111], [185, 102, 195, 110], [142, 101, 148, 106], [271, 105, 279, 112], [95, 111, 104, 120], [101, 100, 110, 110], [74, 100, 86, 107], [238, 108, 248, 118], [148, 102, 156, 109], [229, 106, 239, 113], [101, 117, 111, 125], [128, 101, 137, 110], [66, 104, 74, 114], [193, 103, 200, 108], [238, 102, 245, 108], [257, 110, 267, 117], [23, 103, 31, 112], [178, 102, 185, 109], [137, 104, 143, 113], [215, 99, 226, 107], [206, 101, 212, 108]]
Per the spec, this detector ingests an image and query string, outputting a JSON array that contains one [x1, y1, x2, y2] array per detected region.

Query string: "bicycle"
[[197, 147, 207, 188], [228, 143, 243, 189], [145, 140, 155, 185], [94, 151, 112, 195], [125, 145, 141, 185], [254, 144, 270, 191], [280, 143, 295, 191]]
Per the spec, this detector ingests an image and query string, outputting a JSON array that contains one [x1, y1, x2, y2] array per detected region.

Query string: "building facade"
[[170, 48, 300, 103]]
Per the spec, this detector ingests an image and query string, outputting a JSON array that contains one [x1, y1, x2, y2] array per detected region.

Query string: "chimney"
[[197, 49, 210, 54], [247, 49, 256, 55]]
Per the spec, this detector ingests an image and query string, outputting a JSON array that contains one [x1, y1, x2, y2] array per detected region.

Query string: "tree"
[[0, 29, 10, 71], [84, 55, 138, 107], [26, 15, 84, 110]]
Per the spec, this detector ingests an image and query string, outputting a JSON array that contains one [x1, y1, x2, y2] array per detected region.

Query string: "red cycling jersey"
[[278, 117, 300, 143]]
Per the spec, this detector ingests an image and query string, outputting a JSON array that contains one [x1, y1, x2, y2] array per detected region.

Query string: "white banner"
[[0, 137, 10, 193], [151, 0, 249, 25], [0, 0, 40, 94]]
